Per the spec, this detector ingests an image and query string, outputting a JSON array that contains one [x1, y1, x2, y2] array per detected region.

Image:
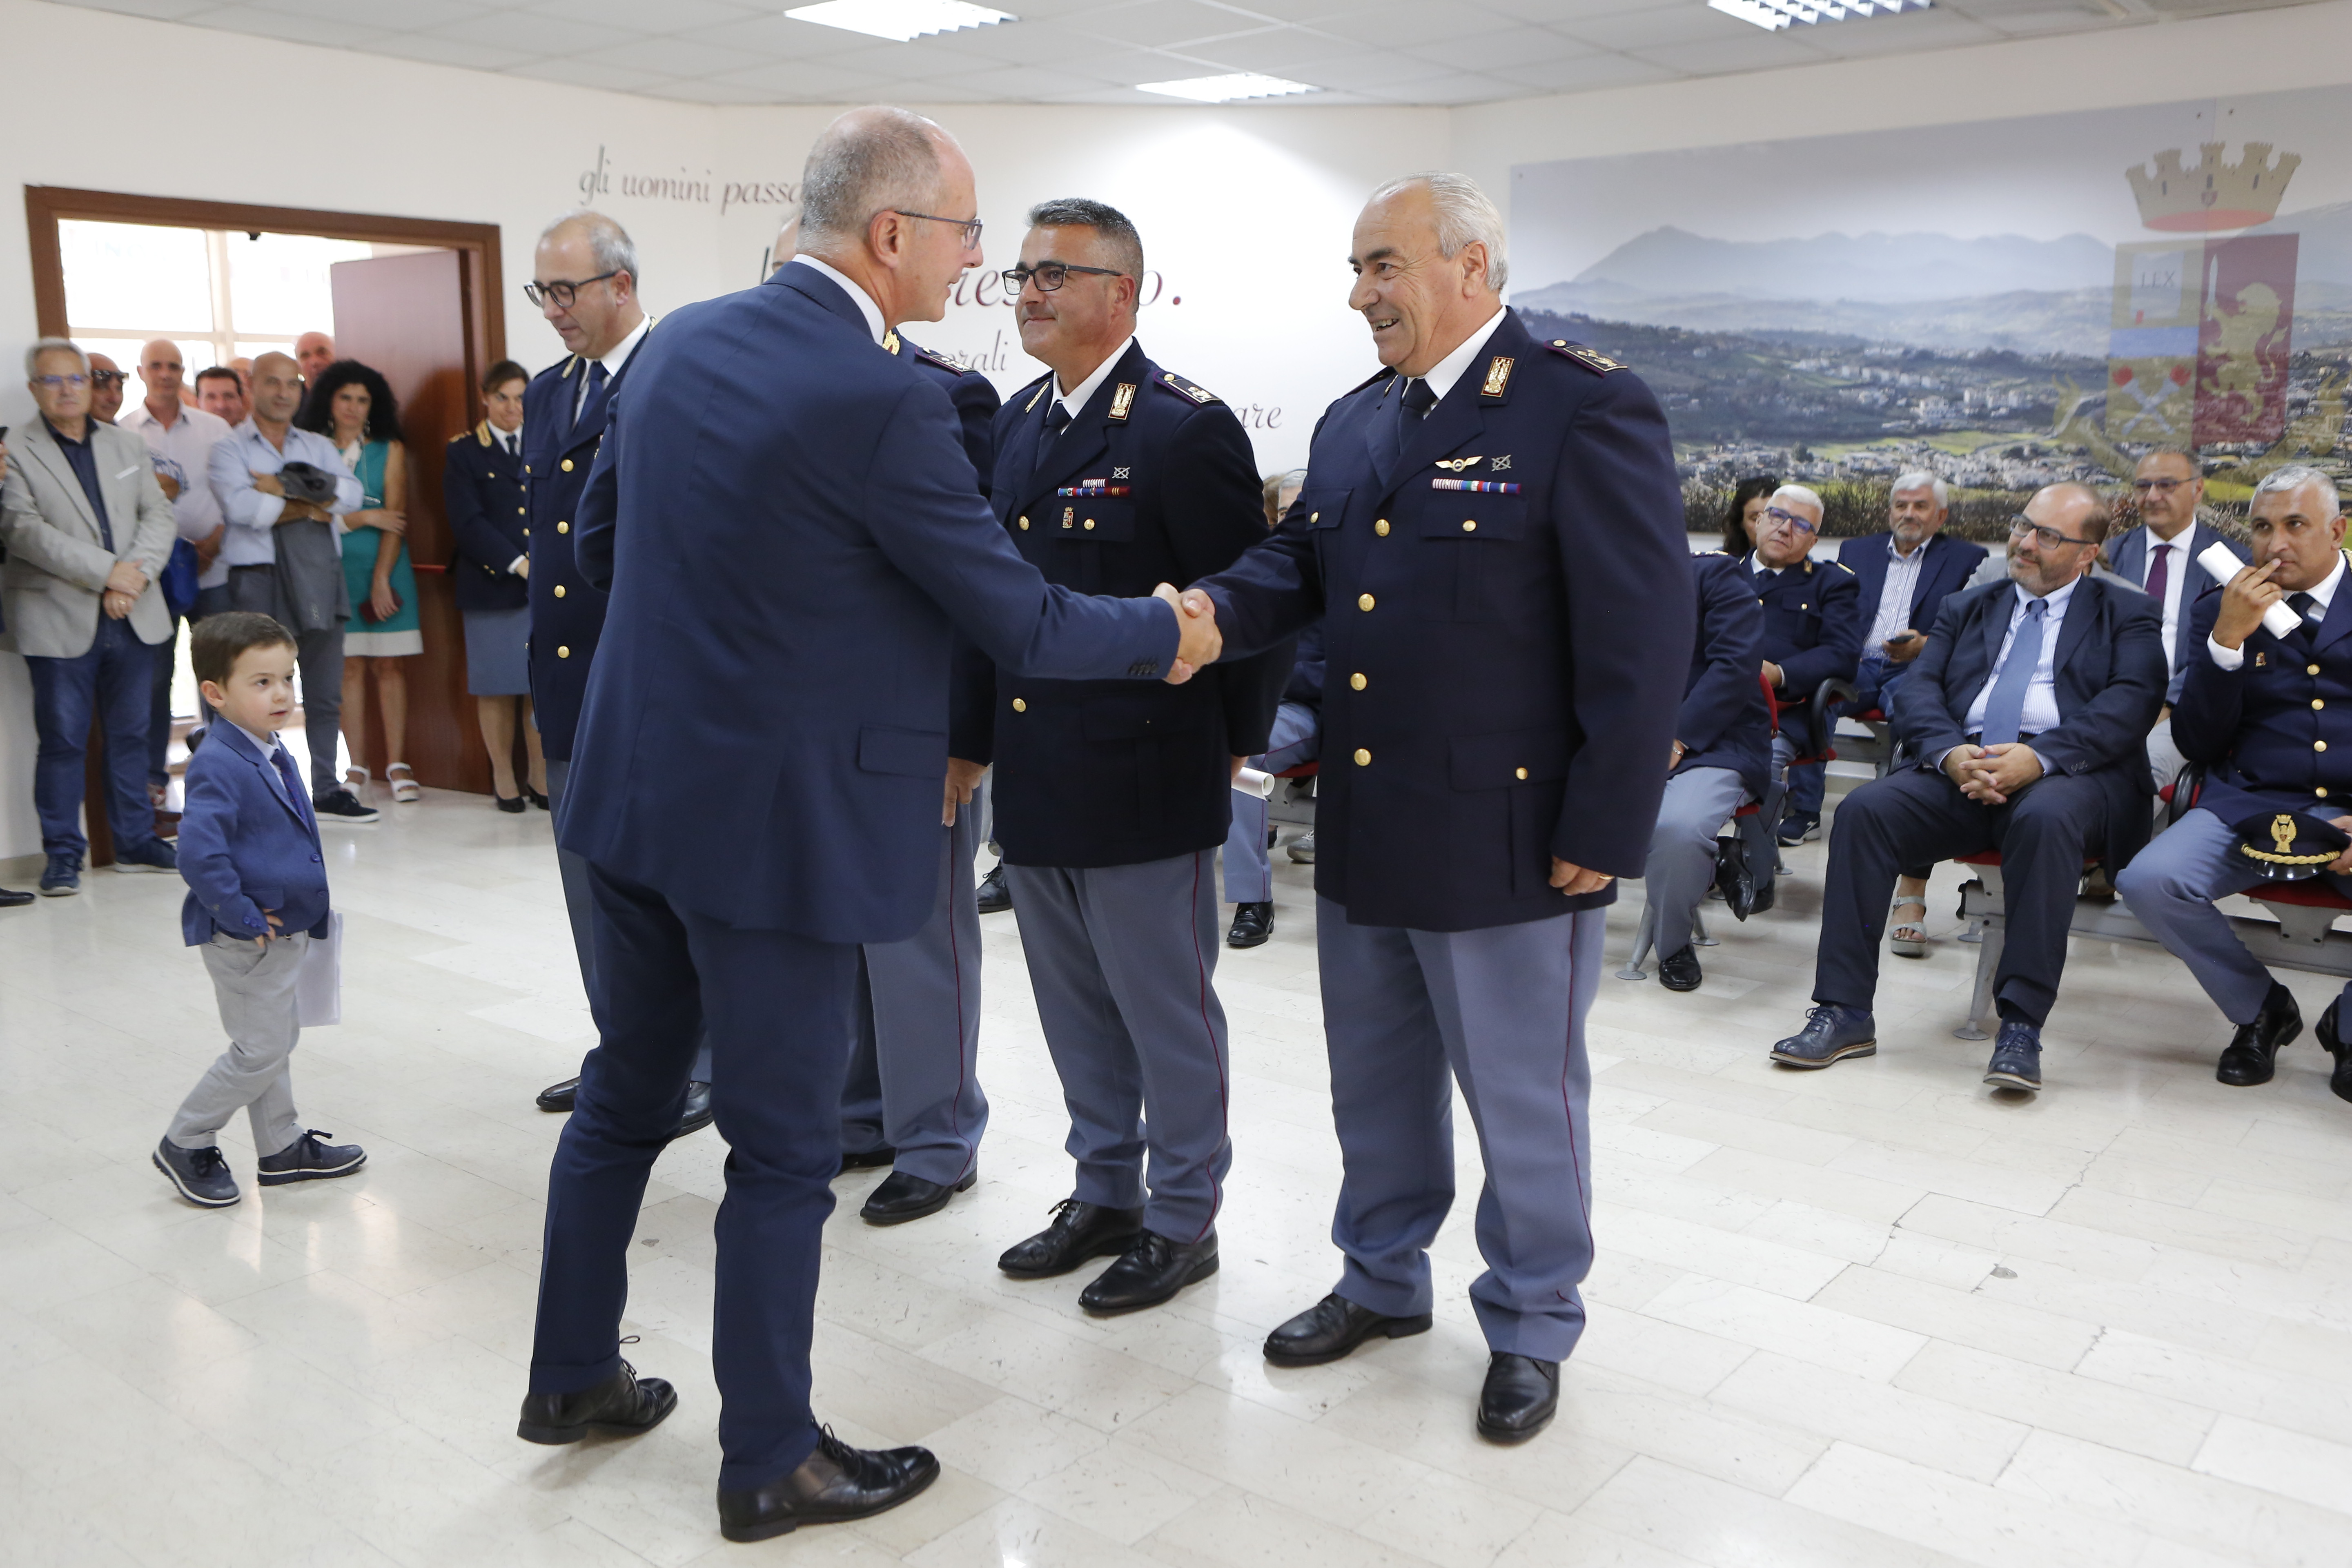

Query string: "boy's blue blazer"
[[177, 724, 331, 947]]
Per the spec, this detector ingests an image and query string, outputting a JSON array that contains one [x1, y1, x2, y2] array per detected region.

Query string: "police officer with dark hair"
[[1183, 172, 1690, 1444], [980, 197, 1285, 1317], [442, 357, 543, 811]]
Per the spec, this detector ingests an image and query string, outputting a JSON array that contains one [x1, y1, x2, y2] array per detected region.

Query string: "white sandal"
[[1890, 897, 1929, 958], [344, 765, 370, 795], [387, 763, 421, 804]]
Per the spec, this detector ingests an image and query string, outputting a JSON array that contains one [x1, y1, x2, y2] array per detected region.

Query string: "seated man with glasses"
[[1742, 483, 1861, 846], [2106, 447, 2247, 791], [1771, 482, 2164, 1092], [2117, 465, 2352, 1105]]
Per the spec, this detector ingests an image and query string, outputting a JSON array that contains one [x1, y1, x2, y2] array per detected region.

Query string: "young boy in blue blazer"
[[154, 611, 365, 1207]]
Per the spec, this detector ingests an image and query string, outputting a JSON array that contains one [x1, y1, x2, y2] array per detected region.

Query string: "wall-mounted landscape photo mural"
[[1510, 88, 2352, 534]]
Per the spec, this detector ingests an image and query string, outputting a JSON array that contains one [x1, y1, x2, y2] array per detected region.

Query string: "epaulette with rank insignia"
[[1824, 560, 1856, 577], [1157, 370, 1221, 406], [1695, 549, 1728, 557], [911, 343, 971, 375], [1348, 366, 1398, 396], [1544, 339, 1628, 375], [1019, 372, 1054, 413]]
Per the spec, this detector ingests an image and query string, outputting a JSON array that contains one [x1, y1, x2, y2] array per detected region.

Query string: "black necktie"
[[574, 360, 608, 433], [2290, 591, 2319, 644], [1394, 377, 1437, 456], [1036, 399, 1072, 473]]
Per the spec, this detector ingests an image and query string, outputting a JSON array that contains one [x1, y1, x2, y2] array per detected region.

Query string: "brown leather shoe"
[[717, 1426, 939, 1543]]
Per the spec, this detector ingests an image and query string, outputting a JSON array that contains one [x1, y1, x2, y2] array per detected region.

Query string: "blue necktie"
[[270, 745, 312, 830], [574, 359, 608, 434], [1979, 597, 2049, 746], [1034, 399, 1071, 474], [1394, 376, 1436, 455]]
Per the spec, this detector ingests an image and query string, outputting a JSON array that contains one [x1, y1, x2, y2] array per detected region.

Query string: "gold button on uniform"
[[1349, 673, 1367, 691], [1084, 519, 1096, 530], [2319, 740, 2329, 752], [1374, 519, 1390, 536], [1012, 699, 1027, 713], [1358, 593, 1375, 611], [1353, 748, 1371, 766], [1515, 766, 1529, 780], [1019, 516, 1030, 530], [1309, 511, 1320, 523], [554, 585, 566, 598], [2321, 788, 2333, 799], [558, 521, 569, 534], [561, 459, 573, 472], [2316, 699, 2327, 710], [2311, 664, 2323, 675], [517, 506, 526, 514], [1462, 520, 1477, 532], [557, 646, 570, 658]]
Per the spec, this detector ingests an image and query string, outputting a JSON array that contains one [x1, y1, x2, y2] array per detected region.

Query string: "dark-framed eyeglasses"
[[524, 271, 620, 310], [892, 210, 984, 249], [33, 373, 89, 390], [2131, 476, 2189, 493], [2009, 515, 2096, 548], [90, 370, 130, 390], [1762, 506, 1818, 535], [1002, 261, 1124, 295]]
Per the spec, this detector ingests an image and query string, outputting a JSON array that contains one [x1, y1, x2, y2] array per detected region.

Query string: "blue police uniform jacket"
[[1678, 551, 1772, 801], [2173, 558, 2352, 824], [1194, 310, 1694, 932], [523, 329, 648, 760], [1285, 621, 1325, 710], [974, 340, 1287, 869], [888, 331, 1005, 763], [1892, 574, 2167, 870], [443, 420, 530, 612], [1834, 531, 1988, 647], [176, 724, 331, 947], [555, 261, 1178, 942], [1742, 550, 1862, 696]]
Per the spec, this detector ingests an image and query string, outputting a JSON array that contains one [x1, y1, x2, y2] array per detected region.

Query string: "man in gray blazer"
[[1, 340, 179, 894], [2105, 448, 2248, 790]]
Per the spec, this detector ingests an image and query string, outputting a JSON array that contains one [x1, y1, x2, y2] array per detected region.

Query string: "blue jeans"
[[27, 615, 160, 859]]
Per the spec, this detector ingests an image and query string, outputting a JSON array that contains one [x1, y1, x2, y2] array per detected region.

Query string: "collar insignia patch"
[[1480, 356, 1515, 399], [1109, 383, 1137, 422]]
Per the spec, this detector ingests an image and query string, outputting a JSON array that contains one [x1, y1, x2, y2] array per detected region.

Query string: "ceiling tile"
[[1487, 50, 1681, 90], [523, 0, 762, 28], [1305, 3, 1528, 47], [1970, 4, 2120, 31], [1373, 69, 1526, 102], [365, 31, 546, 68], [1632, 31, 1830, 71], [814, 39, 1028, 79], [1560, 3, 1743, 49], [1170, 27, 1376, 71], [1294, 49, 1479, 89], [182, 5, 394, 47], [508, 55, 681, 89], [243, 0, 482, 27], [927, 63, 1119, 98], [566, 34, 753, 75], [702, 57, 898, 96], [424, 9, 644, 53], [1414, 24, 1595, 69], [1067, 0, 1277, 46], [1796, 9, 2004, 54], [49, 0, 219, 18], [637, 76, 784, 101]]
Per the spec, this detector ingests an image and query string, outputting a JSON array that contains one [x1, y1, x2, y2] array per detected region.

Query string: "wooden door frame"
[[24, 186, 503, 381]]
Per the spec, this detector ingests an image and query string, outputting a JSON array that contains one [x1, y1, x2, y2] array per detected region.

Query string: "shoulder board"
[[1350, 366, 1397, 396], [1542, 339, 1628, 375], [556, 354, 581, 381], [911, 343, 969, 375], [447, 430, 468, 446], [1157, 370, 1221, 406], [1020, 373, 1054, 413], [1824, 560, 1856, 577], [1695, 549, 1729, 558]]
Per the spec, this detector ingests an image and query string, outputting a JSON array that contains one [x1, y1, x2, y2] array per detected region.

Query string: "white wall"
[[7, 0, 2352, 858]]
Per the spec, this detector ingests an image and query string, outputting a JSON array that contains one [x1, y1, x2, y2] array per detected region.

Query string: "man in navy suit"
[[2117, 466, 2352, 1103], [1771, 482, 2165, 1092], [1639, 550, 1772, 993], [1181, 172, 1691, 1444], [2106, 447, 2248, 788], [517, 108, 1213, 1544], [973, 199, 1283, 1317], [517, 212, 711, 1138], [1744, 484, 1861, 845]]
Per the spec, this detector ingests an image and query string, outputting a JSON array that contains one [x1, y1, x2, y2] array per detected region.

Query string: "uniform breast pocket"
[[1450, 727, 1572, 896], [1294, 487, 1351, 531], [1417, 494, 1527, 621]]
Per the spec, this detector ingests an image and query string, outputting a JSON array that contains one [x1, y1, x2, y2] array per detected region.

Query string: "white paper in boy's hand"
[[2196, 543, 2302, 639], [296, 911, 343, 1028]]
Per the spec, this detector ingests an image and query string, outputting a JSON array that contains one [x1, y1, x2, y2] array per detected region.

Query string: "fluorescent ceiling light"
[[1135, 73, 1318, 103], [782, 0, 1013, 42], [1708, 0, 1929, 28]]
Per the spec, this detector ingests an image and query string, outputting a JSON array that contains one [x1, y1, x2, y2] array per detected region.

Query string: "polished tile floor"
[[3, 776, 2349, 1568]]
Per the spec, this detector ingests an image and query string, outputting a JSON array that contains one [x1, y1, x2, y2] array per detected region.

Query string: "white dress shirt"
[[2207, 552, 2345, 671], [1416, 307, 1509, 404], [1051, 335, 1138, 423], [2143, 528, 2191, 668], [1866, 536, 1929, 652], [120, 400, 233, 588], [1964, 575, 2079, 740], [790, 256, 886, 346]]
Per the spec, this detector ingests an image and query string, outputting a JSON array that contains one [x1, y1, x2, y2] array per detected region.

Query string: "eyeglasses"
[[1762, 506, 1818, 535], [523, 271, 620, 310], [2009, 516, 2097, 548], [1002, 261, 1124, 295], [90, 370, 129, 390], [2131, 477, 2189, 493], [892, 211, 984, 249], [33, 374, 88, 390]]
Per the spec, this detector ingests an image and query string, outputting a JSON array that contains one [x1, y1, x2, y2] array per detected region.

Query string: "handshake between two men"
[[1154, 583, 1223, 683]]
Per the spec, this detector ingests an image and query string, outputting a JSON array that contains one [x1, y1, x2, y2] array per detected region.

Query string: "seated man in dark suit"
[[1740, 483, 1862, 846], [1771, 482, 2166, 1092], [1639, 550, 1771, 992], [2117, 465, 2352, 1103]]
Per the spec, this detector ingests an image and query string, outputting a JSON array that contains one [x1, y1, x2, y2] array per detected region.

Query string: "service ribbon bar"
[[1055, 485, 1131, 497], [1432, 479, 1519, 494]]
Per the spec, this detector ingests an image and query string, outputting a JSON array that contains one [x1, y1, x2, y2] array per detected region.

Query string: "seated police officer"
[[1739, 483, 1861, 846], [2116, 465, 2352, 1103], [1771, 482, 2165, 1092], [1640, 550, 1771, 992]]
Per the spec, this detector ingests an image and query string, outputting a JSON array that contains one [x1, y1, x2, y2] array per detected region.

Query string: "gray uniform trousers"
[[1317, 897, 1601, 1363], [2116, 806, 2352, 1025], [840, 807, 991, 1184], [1006, 848, 1233, 1242], [226, 566, 341, 795], [1637, 766, 1750, 955], [548, 757, 713, 1082], [169, 930, 310, 1154]]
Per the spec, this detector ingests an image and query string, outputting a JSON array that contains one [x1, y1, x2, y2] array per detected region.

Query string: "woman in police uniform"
[[443, 359, 545, 811]]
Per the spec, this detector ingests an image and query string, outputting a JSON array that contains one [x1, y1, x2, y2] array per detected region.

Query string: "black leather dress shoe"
[[999, 1198, 1145, 1278], [1263, 1293, 1433, 1367], [0, 886, 33, 908], [1476, 1353, 1560, 1444], [2319, 999, 2352, 1105], [1657, 946, 1702, 992], [516, 1361, 677, 1444], [976, 863, 1013, 914], [717, 1426, 939, 1543], [536, 1076, 579, 1113], [1079, 1229, 1218, 1316], [861, 1167, 976, 1225], [2218, 982, 2301, 1086], [1227, 901, 1273, 949], [839, 1145, 898, 1172], [677, 1081, 714, 1138]]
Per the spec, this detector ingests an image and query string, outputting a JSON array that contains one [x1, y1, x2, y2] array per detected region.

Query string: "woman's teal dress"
[[338, 439, 422, 656]]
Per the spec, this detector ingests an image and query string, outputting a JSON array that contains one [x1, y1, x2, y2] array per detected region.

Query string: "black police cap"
[[2232, 811, 2352, 882]]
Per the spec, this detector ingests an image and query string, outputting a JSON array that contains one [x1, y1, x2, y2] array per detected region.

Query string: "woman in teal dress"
[[299, 359, 421, 803]]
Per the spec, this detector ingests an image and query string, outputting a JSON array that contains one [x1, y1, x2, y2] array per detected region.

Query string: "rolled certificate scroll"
[[2195, 542, 2301, 639], [1233, 767, 1277, 800]]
